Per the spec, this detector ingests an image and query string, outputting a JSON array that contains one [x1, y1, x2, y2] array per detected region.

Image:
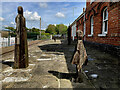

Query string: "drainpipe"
[[83, 8, 86, 41]]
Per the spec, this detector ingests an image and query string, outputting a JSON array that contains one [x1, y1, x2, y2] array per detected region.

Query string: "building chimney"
[[83, 8, 85, 12]]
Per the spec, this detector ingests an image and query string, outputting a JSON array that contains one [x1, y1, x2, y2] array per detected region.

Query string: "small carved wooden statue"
[[71, 30, 88, 83], [14, 6, 28, 68]]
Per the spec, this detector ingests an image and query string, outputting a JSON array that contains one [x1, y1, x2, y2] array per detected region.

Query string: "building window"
[[98, 7, 108, 36], [103, 7, 108, 33], [88, 16, 93, 37]]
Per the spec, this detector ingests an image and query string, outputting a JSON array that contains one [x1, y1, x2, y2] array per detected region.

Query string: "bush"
[[27, 32, 50, 40], [41, 35, 50, 40], [27, 32, 40, 40]]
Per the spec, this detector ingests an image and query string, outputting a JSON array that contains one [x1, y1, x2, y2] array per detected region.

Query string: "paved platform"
[[1, 39, 119, 89]]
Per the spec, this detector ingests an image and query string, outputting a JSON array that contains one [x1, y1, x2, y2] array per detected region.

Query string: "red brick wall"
[[77, 17, 84, 32], [85, 2, 120, 46]]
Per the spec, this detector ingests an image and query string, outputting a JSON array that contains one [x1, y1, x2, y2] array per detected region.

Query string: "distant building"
[[70, 1, 120, 56]]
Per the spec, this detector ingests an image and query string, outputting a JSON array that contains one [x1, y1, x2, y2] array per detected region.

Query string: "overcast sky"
[[0, 2, 86, 30]]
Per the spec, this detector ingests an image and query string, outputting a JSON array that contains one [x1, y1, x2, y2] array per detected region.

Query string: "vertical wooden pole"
[[14, 6, 28, 68]]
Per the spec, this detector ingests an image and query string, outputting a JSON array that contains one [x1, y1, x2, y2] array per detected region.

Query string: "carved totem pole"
[[14, 6, 28, 68]]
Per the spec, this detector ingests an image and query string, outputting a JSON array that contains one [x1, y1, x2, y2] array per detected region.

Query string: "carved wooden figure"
[[14, 6, 28, 68], [71, 30, 88, 83]]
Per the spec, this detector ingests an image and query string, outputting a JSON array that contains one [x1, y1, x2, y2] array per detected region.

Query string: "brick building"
[[70, 1, 120, 56]]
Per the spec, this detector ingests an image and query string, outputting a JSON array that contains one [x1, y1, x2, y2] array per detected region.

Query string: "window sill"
[[98, 33, 107, 37], [88, 34, 93, 37]]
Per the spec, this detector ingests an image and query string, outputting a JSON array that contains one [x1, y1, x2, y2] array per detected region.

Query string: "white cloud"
[[39, 2, 48, 8], [24, 10, 41, 21], [0, 17, 4, 21], [55, 12, 65, 18], [10, 22, 14, 25], [10, 22, 16, 28]]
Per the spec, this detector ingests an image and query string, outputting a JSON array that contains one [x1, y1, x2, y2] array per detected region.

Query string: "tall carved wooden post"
[[14, 6, 28, 68]]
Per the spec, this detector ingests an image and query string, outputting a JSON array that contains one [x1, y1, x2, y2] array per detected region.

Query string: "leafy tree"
[[26, 27, 29, 31], [55, 24, 68, 35], [55, 24, 60, 34], [46, 24, 68, 35], [45, 24, 56, 35], [31, 27, 40, 32], [5, 26, 16, 33], [5, 26, 16, 37]]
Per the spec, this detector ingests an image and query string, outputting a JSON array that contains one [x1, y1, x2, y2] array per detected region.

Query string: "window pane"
[[91, 16, 93, 34], [91, 25, 93, 34], [106, 10, 108, 19], [104, 9, 106, 20], [104, 9, 108, 20], [103, 22, 105, 32], [105, 21, 108, 32], [91, 16, 93, 24], [103, 8, 108, 33]]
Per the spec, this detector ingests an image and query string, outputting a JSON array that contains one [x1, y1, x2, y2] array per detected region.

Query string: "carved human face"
[[18, 6, 23, 15], [77, 30, 83, 40]]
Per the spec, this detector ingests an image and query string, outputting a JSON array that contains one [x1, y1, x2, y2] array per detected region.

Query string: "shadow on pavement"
[[2, 60, 14, 67], [38, 44, 63, 52], [48, 70, 77, 80], [38, 40, 77, 74], [38, 40, 89, 88]]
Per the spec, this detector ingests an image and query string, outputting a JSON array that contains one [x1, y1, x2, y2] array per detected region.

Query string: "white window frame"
[[88, 16, 94, 37], [98, 7, 108, 37]]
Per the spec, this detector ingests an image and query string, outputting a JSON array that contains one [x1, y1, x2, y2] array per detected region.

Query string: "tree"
[[5, 26, 16, 33], [46, 24, 68, 35], [55, 24, 60, 34], [31, 27, 40, 32], [56, 24, 67, 35], [45, 24, 56, 35], [5, 26, 16, 37]]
